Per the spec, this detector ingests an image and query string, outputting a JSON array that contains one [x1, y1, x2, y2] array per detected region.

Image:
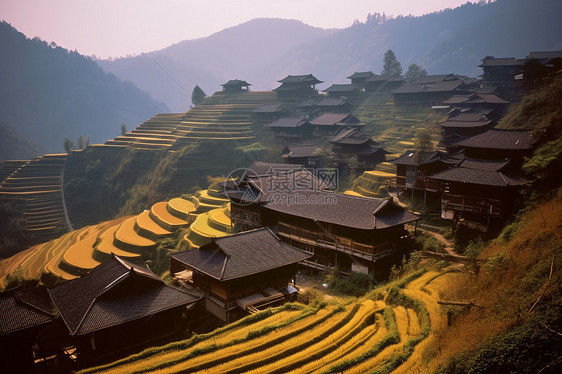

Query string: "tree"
[[405, 64, 427, 82], [78, 134, 84, 149], [191, 85, 207, 106], [382, 49, 402, 78], [414, 129, 433, 153], [121, 123, 127, 136], [63, 138, 74, 154]]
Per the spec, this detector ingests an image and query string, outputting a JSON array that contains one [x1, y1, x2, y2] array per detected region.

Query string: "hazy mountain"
[[0, 21, 168, 155], [0, 122, 44, 160], [99, 0, 562, 111], [98, 18, 337, 111]]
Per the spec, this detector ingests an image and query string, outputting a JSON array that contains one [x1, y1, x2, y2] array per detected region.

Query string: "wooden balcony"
[[276, 222, 398, 262], [442, 194, 502, 216], [395, 176, 440, 192]]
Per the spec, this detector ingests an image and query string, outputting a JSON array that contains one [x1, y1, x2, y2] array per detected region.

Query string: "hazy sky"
[[1, 1, 475, 58]]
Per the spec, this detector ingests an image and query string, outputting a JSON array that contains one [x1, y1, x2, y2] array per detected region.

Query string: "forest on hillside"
[[0, 21, 168, 155]]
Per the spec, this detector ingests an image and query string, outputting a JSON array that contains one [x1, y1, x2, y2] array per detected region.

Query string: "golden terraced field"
[[81, 268, 453, 374]]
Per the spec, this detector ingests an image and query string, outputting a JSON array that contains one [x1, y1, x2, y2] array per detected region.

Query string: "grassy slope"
[[429, 192, 562, 373]]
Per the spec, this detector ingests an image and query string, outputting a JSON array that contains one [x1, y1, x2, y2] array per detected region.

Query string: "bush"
[[296, 288, 323, 305], [327, 269, 374, 296]]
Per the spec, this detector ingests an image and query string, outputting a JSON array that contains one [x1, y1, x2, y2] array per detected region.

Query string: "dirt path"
[[421, 228, 456, 256]]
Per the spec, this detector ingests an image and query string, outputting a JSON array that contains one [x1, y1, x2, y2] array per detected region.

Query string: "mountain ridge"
[[98, 0, 562, 112]]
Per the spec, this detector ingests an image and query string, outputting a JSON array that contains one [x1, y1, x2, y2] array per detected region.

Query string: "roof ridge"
[[214, 226, 269, 241]]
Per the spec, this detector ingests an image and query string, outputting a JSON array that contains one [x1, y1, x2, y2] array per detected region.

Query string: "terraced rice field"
[[81, 268, 449, 374], [0, 181, 236, 290], [0, 154, 70, 241], [180, 185, 233, 249], [0, 194, 198, 290], [103, 91, 278, 149]]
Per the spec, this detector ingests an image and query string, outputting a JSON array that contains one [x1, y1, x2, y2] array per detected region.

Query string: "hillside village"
[[0, 49, 561, 372]]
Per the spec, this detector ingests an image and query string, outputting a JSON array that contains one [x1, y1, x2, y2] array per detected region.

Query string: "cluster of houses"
[[2, 50, 560, 372]]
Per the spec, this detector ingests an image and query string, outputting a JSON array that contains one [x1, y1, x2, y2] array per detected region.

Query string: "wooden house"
[[282, 144, 326, 167], [308, 112, 363, 137], [393, 79, 473, 105], [265, 117, 310, 141], [221, 79, 251, 93], [48, 255, 200, 364], [347, 71, 375, 88], [316, 97, 354, 113], [450, 128, 534, 164], [478, 56, 523, 100], [274, 74, 323, 98], [323, 84, 360, 98], [441, 92, 510, 115], [428, 158, 526, 231], [330, 127, 388, 169], [0, 286, 60, 372], [170, 228, 312, 323], [390, 150, 457, 203], [224, 174, 419, 276], [436, 109, 496, 148], [253, 103, 287, 120]]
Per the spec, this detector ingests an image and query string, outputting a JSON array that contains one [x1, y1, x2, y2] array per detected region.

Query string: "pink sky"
[[1, 0, 476, 58]]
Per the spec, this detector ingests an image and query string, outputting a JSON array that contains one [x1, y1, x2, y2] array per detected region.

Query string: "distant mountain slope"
[[0, 122, 43, 159], [0, 22, 168, 154], [98, 18, 336, 111], [99, 0, 562, 112]]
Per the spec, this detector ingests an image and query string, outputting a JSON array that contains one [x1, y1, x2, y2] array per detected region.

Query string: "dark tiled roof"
[[246, 162, 305, 177], [437, 119, 492, 129], [254, 104, 284, 113], [222, 79, 251, 87], [392, 80, 466, 94], [365, 74, 389, 82], [526, 50, 562, 60], [265, 190, 419, 230], [277, 74, 323, 84], [77, 282, 196, 335], [49, 256, 199, 335], [282, 144, 324, 158], [265, 117, 307, 128], [347, 71, 374, 79], [172, 228, 312, 281], [323, 84, 358, 92], [317, 98, 351, 107], [330, 127, 373, 145], [457, 158, 511, 172], [309, 113, 352, 126], [448, 112, 491, 122], [428, 167, 525, 187], [224, 163, 334, 203], [0, 286, 57, 335], [353, 144, 387, 155], [409, 74, 457, 85], [442, 93, 509, 105], [453, 129, 534, 150], [479, 57, 523, 67], [390, 150, 453, 166], [437, 111, 493, 128]]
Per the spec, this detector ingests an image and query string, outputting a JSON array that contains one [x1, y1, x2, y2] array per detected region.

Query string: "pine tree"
[[191, 85, 207, 106], [382, 49, 403, 78]]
